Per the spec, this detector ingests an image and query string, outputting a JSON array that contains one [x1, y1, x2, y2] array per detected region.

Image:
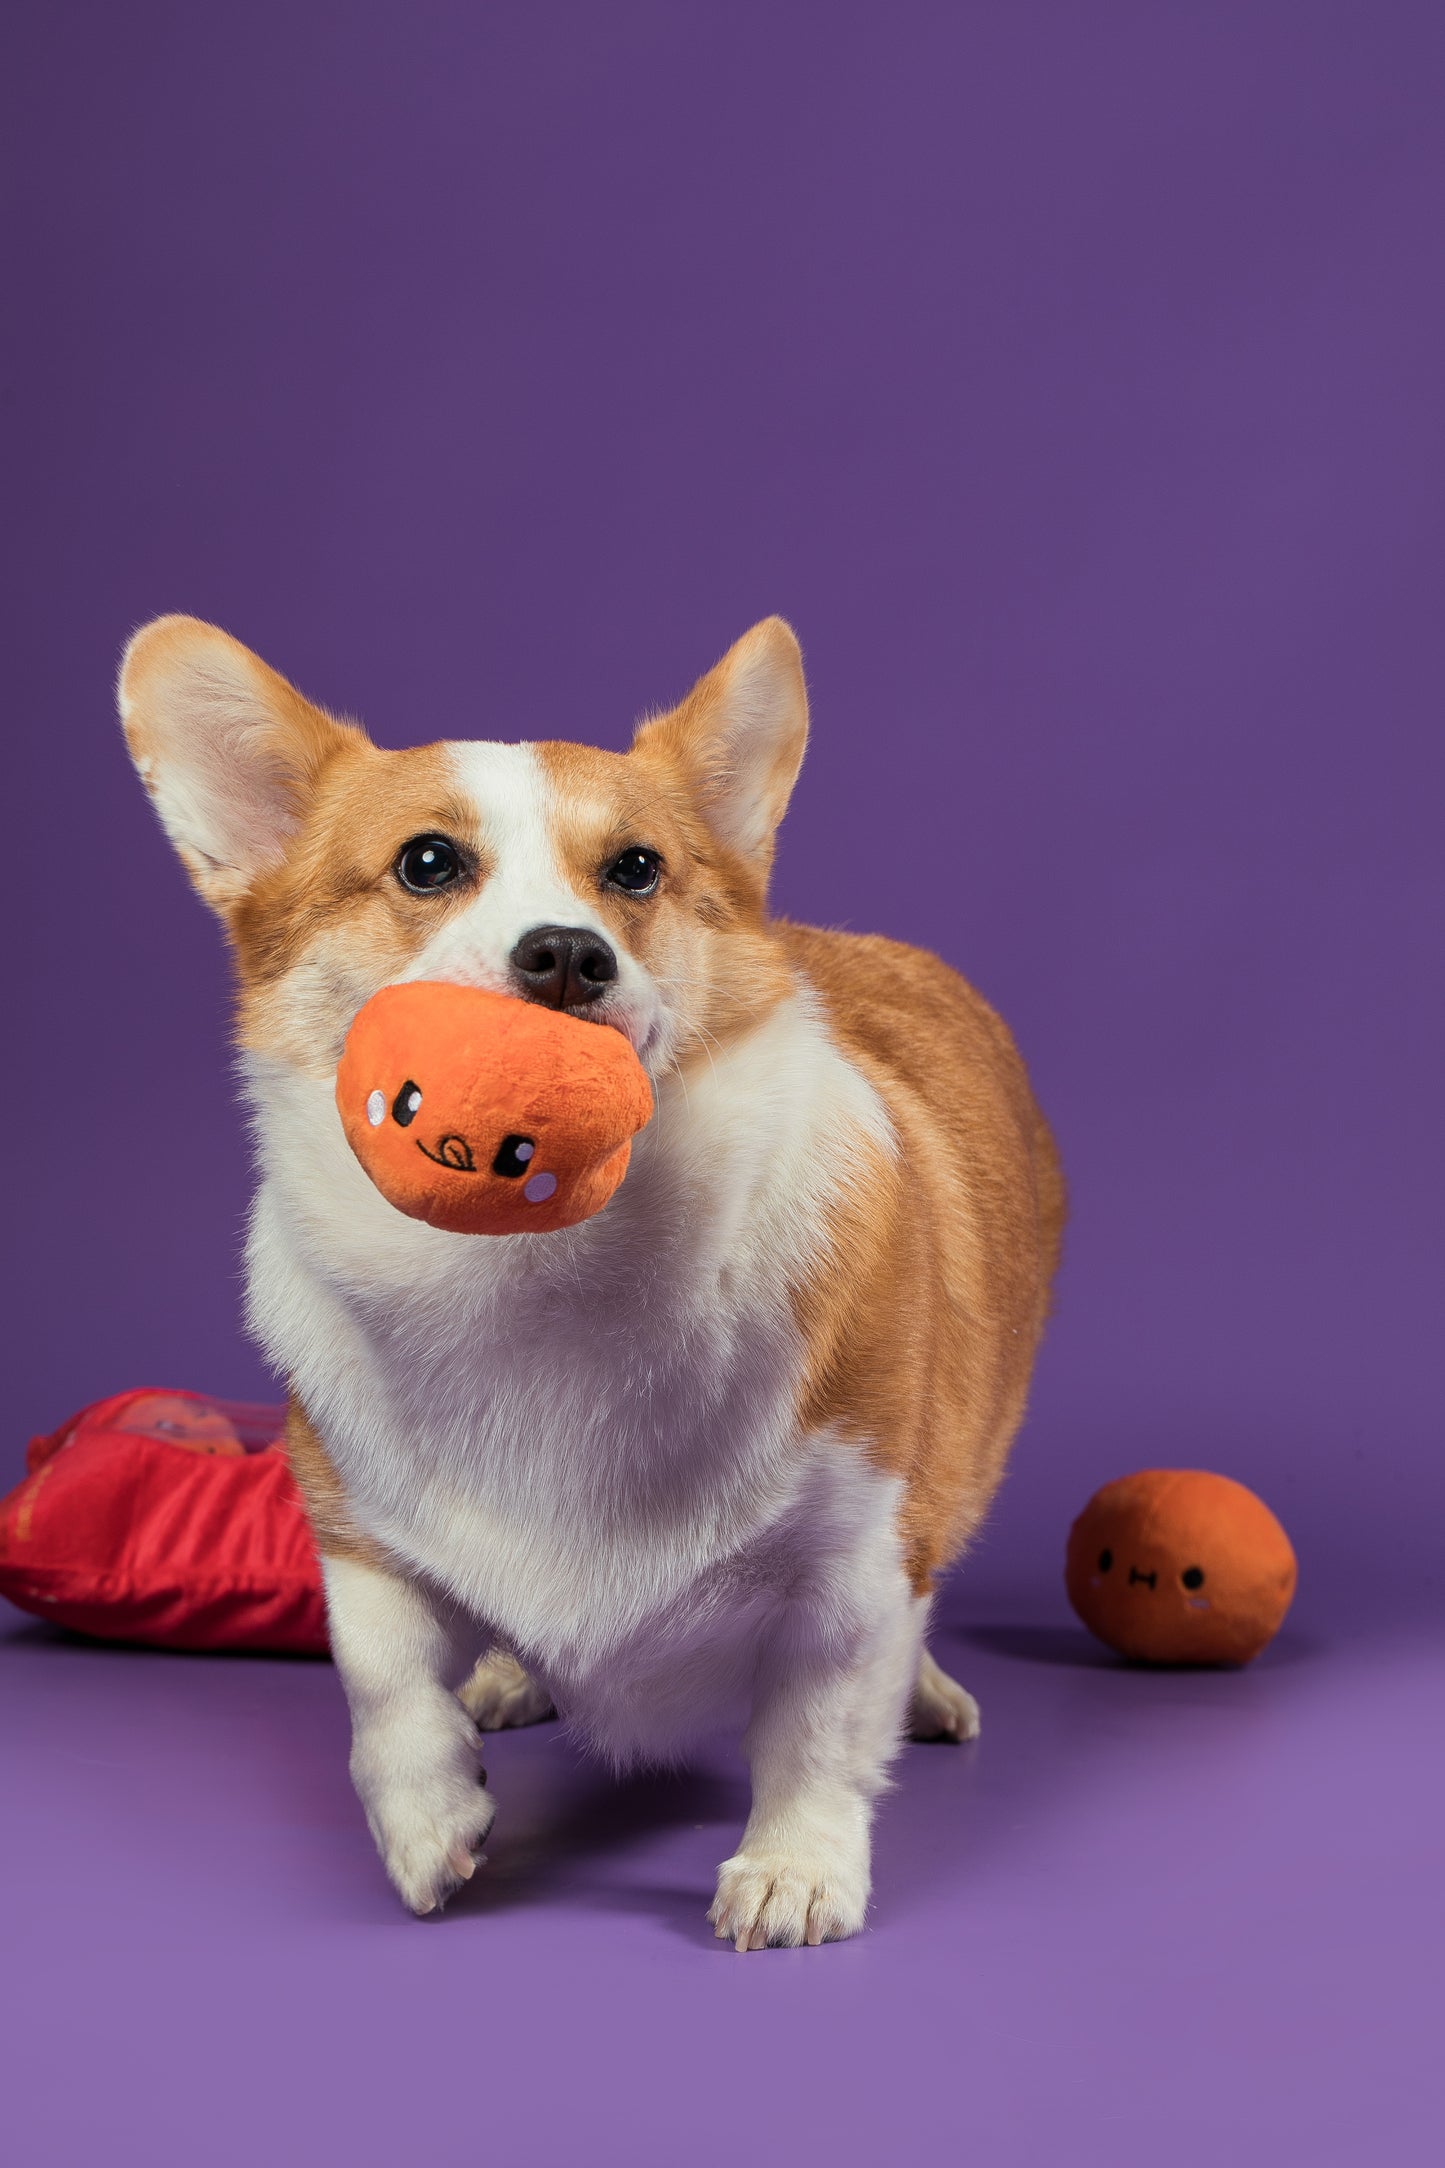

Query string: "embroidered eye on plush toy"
[[1066, 1469, 1297, 1665], [336, 982, 654, 1235]]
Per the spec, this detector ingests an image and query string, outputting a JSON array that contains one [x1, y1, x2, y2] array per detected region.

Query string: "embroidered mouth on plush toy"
[[337, 983, 654, 1236]]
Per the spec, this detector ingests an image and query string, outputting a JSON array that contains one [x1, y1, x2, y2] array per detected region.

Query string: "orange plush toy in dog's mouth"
[[336, 983, 654, 1235]]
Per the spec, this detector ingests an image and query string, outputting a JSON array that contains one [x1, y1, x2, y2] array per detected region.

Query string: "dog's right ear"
[[118, 616, 362, 915]]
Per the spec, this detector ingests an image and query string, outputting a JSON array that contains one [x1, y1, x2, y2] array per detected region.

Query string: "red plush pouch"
[[0, 1389, 327, 1654]]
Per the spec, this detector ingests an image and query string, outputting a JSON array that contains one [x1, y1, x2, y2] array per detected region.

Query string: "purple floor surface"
[[4, 1565, 1440, 2168]]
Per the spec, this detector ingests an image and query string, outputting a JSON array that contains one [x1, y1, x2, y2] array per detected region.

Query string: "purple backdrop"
[[3, 6, 1442, 2164]]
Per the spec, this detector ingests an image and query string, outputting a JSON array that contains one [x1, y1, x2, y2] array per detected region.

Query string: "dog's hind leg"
[[908, 1645, 981, 1742], [459, 1650, 556, 1731]]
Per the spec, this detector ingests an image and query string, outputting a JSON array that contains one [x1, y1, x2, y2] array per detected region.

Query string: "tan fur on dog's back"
[[786, 925, 1064, 1589]]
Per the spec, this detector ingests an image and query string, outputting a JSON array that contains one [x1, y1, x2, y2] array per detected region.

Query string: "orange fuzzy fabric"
[[1066, 1469, 1297, 1664], [336, 983, 653, 1235]]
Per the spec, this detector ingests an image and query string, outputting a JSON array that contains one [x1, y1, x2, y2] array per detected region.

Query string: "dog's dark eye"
[[396, 835, 465, 894], [1181, 1565, 1205, 1590], [605, 847, 662, 896], [1098, 1549, 1113, 1573]]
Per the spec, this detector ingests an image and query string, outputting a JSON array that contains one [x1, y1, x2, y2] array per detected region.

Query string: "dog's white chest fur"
[[246, 993, 902, 1753]]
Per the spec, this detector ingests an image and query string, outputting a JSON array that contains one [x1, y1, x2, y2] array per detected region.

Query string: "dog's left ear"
[[118, 615, 363, 917], [634, 618, 808, 869]]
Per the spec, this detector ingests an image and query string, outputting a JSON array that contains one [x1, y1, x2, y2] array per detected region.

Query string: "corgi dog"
[[119, 614, 1064, 1948]]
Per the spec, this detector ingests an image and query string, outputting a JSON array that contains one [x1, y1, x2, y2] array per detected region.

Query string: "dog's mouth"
[[556, 989, 663, 1065]]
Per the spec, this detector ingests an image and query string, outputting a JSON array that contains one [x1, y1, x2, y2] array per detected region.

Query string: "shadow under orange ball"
[[336, 982, 654, 1236], [1066, 1470, 1297, 1665]]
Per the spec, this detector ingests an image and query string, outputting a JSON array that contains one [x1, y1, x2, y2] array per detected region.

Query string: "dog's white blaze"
[[405, 742, 581, 989], [392, 741, 661, 1051]]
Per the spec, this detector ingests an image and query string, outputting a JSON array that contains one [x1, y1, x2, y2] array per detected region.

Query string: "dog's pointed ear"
[[118, 616, 363, 914], [633, 618, 808, 869]]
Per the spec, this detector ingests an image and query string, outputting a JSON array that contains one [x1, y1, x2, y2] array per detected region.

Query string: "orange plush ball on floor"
[[1066, 1470, 1297, 1665], [336, 983, 653, 1235]]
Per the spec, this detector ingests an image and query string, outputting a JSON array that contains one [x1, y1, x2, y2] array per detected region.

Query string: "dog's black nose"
[[509, 924, 618, 1009]]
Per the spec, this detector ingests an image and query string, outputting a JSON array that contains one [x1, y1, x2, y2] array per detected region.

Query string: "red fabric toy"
[[336, 982, 654, 1235], [0, 1389, 326, 1653]]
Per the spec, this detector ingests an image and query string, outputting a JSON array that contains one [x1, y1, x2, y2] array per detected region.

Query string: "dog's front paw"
[[709, 1844, 870, 1951], [375, 1779, 497, 1916], [458, 1650, 556, 1731], [351, 1714, 497, 1915]]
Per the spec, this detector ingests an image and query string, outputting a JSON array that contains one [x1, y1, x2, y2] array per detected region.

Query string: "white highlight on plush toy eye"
[[523, 1171, 557, 1203], [366, 1090, 386, 1127], [515, 1141, 535, 1163], [406, 1088, 422, 1115]]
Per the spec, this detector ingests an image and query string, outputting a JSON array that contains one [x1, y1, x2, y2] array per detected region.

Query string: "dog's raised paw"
[[350, 1710, 498, 1915], [374, 1781, 498, 1916], [709, 1848, 869, 1951]]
